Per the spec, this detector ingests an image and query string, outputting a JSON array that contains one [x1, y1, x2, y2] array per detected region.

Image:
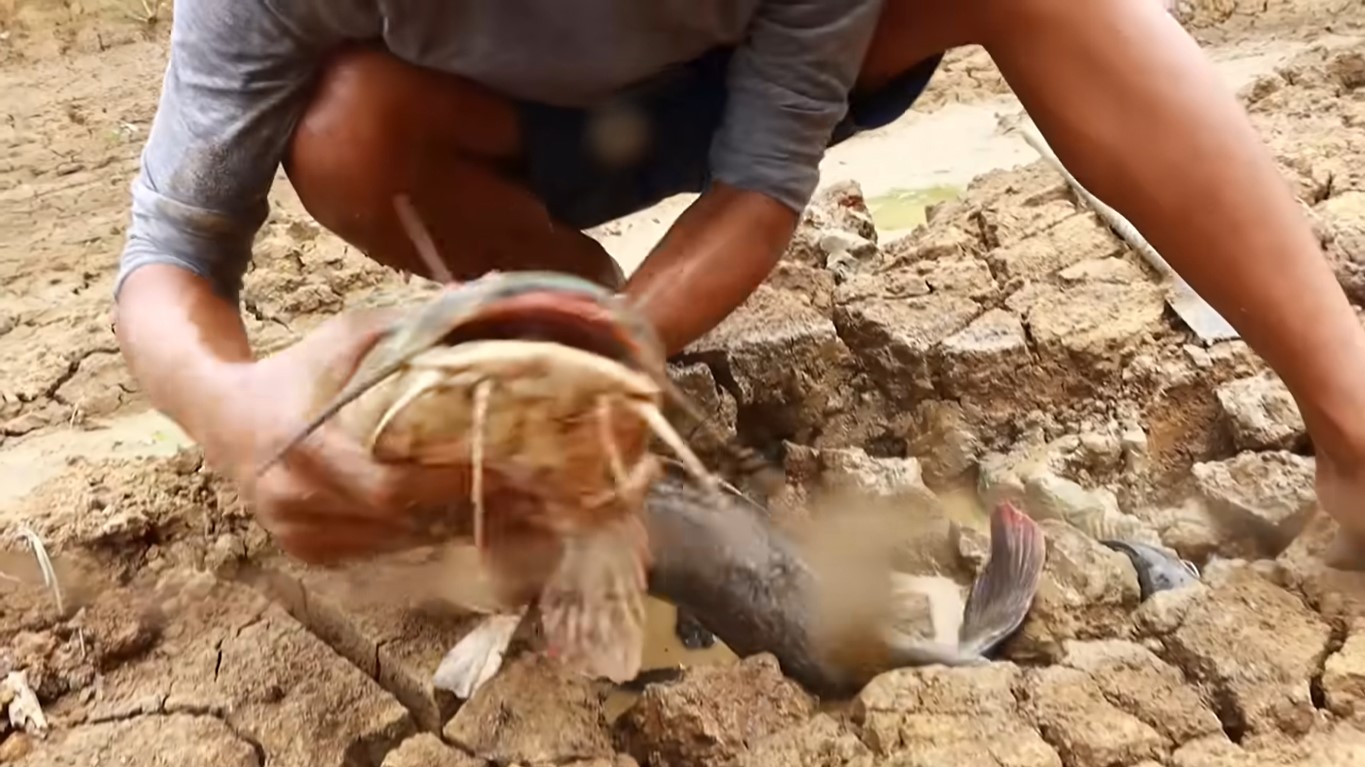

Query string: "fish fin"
[[957, 501, 1046, 658], [1101, 539, 1200, 598], [432, 610, 527, 699], [538, 518, 648, 684], [879, 576, 985, 668]]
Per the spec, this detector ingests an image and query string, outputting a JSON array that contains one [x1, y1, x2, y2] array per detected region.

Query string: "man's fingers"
[[258, 419, 518, 550], [248, 453, 410, 534]]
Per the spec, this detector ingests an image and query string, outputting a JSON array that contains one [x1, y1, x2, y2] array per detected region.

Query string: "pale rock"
[[916, 256, 998, 301], [806, 180, 879, 243], [977, 200, 1079, 251], [1026, 282, 1167, 370], [882, 223, 982, 267], [852, 664, 1061, 766], [1192, 451, 1317, 554], [985, 211, 1124, 280], [819, 229, 878, 262], [1057, 257, 1147, 286], [443, 654, 613, 765], [832, 269, 930, 306], [935, 308, 1031, 398], [1323, 623, 1365, 720], [1316, 191, 1365, 305], [685, 285, 854, 444], [382, 734, 483, 767], [1059, 640, 1222, 745], [730, 713, 871, 767], [615, 654, 814, 767], [906, 400, 983, 486], [1023, 471, 1159, 545], [1215, 372, 1306, 451], [1006, 521, 1142, 662], [1161, 565, 1331, 737], [834, 294, 981, 400], [1021, 666, 1168, 767], [816, 446, 938, 506]]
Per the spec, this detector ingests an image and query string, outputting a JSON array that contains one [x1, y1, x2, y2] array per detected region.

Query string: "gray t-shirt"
[[115, 0, 883, 302]]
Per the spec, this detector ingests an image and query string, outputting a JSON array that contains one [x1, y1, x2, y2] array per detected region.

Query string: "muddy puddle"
[[866, 184, 964, 232], [0, 412, 190, 515]]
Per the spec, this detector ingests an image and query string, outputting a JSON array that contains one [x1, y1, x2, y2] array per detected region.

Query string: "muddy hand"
[[209, 309, 477, 565]]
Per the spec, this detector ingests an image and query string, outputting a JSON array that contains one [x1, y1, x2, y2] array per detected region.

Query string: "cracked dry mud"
[[5, 4, 1365, 767]]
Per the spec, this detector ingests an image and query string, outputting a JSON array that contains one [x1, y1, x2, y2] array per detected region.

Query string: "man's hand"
[[204, 309, 476, 565]]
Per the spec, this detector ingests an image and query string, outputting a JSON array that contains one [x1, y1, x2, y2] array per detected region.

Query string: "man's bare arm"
[[114, 267, 254, 449], [963, 0, 1365, 556], [625, 183, 797, 355], [113, 0, 325, 441], [982, 1, 1365, 459], [625, 0, 883, 353]]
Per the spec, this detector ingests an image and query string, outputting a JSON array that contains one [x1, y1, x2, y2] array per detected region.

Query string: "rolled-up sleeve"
[[707, 0, 883, 214], [115, 0, 325, 303]]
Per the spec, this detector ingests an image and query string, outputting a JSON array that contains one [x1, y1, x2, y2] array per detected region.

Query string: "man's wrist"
[[114, 264, 257, 453], [151, 358, 253, 454], [623, 183, 795, 354], [1280, 309, 1365, 470], [1303, 392, 1365, 472]]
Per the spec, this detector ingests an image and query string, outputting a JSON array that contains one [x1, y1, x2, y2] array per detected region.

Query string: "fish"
[[640, 468, 1047, 696]]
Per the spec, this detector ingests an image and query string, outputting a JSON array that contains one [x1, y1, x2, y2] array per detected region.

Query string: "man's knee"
[[286, 47, 404, 209], [280, 47, 621, 285], [284, 45, 521, 248], [860, 0, 978, 88], [290, 44, 517, 156]]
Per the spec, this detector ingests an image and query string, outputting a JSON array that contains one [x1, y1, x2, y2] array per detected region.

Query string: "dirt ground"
[[4, 1, 1365, 765]]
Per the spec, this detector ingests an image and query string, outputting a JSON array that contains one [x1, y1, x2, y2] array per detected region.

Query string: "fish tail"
[[957, 501, 1046, 658], [539, 516, 649, 684]]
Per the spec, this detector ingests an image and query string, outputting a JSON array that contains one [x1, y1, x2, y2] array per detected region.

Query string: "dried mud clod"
[[1150, 564, 1333, 741], [614, 654, 815, 767], [443, 653, 615, 765]]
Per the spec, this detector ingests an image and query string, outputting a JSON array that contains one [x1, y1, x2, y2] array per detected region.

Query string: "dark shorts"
[[517, 48, 943, 230]]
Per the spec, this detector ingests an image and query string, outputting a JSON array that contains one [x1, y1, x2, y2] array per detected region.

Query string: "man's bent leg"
[[284, 45, 623, 288]]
